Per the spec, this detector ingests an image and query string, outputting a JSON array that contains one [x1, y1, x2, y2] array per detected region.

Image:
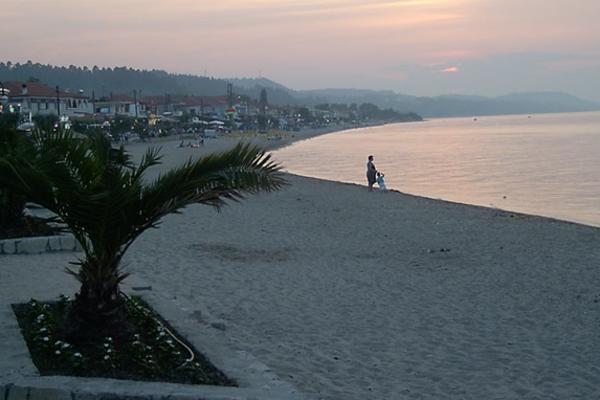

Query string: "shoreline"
[[129, 116, 599, 229], [124, 121, 395, 181], [268, 113, 600, 229], [291, 173, 600, 230], [258, 121, 406, 152], [126, 119, 402, 154]]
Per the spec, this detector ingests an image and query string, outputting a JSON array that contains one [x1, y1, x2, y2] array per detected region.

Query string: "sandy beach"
[[2, 131, 600, 399]]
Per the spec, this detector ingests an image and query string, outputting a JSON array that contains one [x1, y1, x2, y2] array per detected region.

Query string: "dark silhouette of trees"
[[0, 62, 297, 104]]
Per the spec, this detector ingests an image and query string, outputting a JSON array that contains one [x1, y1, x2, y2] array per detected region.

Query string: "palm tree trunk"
[[65, 262, 130, 343]]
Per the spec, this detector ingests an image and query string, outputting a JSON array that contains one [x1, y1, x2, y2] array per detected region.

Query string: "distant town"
[[0, 76, 422, 141]]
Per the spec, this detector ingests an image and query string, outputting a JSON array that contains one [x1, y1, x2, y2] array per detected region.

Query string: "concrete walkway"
[[0, 250, 306, 400]]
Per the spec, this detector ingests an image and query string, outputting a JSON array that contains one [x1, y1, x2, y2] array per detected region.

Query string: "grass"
[[13, 295, 236, 386]]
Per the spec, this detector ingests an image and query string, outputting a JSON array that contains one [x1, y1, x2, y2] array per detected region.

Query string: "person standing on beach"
[[366, 155, 378, 191]]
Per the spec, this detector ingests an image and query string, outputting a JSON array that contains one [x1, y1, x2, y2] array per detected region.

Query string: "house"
[[234, 102, 260, 117], [142, 95, 229, 117], [93, 94, 146, 117], [2, 81, 92, 117], [179, 96, 226, 117]]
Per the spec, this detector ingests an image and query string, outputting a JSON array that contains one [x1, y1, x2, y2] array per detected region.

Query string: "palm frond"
[[0, 132, 286, 291]]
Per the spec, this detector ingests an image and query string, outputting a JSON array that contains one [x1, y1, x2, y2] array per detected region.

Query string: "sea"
[[272, 111, 600, 227]]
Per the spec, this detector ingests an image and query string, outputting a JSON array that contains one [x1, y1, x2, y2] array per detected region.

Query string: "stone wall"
[[0, 235, 81, 255]]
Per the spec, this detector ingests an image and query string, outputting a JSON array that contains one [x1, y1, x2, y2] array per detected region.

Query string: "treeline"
[[0, 61, 297, 103]]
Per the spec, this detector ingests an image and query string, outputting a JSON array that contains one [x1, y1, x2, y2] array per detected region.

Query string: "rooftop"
[[2, 81, 87, 99]]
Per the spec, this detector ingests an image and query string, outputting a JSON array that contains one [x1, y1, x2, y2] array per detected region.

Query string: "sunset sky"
[[2, 0, 600, 100]]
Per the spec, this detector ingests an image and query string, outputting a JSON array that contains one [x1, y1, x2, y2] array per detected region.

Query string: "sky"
[[2, 0, 600, 101]]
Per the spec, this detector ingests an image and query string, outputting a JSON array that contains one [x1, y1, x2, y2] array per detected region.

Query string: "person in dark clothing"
[[366, 155, 378, 191]]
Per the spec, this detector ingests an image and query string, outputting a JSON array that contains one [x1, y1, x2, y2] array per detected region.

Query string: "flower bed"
[[13, 296, 235, 386]]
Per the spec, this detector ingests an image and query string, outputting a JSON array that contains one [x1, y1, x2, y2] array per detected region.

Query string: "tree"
[[0, 131, 285, 342], [0, 118, 29, 231], [297, 107, 313, 122], [258, 89, 269, 131], [259, 88, 268, 112], [109, 116, 135, 136], [0, 117, 61, 236], [32, 114, 59, 132]]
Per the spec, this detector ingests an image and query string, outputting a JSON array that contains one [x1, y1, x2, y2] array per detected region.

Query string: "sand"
[[2, 131, 600, 399]]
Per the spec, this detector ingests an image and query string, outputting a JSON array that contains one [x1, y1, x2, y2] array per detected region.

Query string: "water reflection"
[[273, 112, 600, 226]]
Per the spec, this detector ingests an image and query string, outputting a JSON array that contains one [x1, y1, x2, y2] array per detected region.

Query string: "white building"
[[3, 81, 92, 117], [93, 95, 146, 118]]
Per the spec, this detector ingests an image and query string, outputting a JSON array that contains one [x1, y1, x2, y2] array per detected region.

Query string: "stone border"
[[0, 288, 307, 400], [0, 235, 81, 255]]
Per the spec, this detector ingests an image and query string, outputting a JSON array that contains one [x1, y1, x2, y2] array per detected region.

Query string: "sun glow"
[[441, 67, 459, 73]]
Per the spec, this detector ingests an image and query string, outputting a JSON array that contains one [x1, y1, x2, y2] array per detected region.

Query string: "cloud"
[[441, 67, 459, 73], [380, 52, 600, 101]]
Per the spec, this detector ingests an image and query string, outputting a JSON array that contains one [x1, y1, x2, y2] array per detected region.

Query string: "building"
[[2, 81, 92, 117], [142, 95, 229, 117], [179, 96, 229, 117], [93, 94, 146, 117]]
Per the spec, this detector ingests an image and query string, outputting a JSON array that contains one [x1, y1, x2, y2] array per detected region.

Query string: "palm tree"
[[0, 117, 35, 233], [0, 130, 285, 342]]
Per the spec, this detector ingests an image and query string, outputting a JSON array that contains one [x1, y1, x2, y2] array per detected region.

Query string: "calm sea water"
[[273, 112, 600, 227]]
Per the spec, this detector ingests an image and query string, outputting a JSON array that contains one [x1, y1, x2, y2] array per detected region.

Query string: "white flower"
[[104, 355, 110, 360], [159, 331, 166, 337], [166, 339, 173, 345], [74, 353, 82, 358], [103, 343, 110, 348], [55, 350, 61, 355], [42, 337, 49, 342], [62, 343, 71, 349], [54, 340, 62, 346], [39, 327, 48, 333], [36, 314, 46, 321], [106, 349, 112, 354], [105, 337, 113, 342]]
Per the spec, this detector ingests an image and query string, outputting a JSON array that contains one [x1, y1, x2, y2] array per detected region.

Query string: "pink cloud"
[[441, 66, 459, 73]]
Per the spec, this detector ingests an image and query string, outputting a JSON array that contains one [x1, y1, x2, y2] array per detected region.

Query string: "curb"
[[0, 379, 300, 400]]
